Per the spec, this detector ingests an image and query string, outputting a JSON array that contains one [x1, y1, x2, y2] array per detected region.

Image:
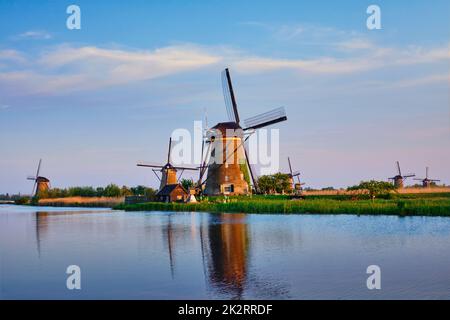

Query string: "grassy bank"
[[115, 198, 450, 217], [38, 197, 124, 208]]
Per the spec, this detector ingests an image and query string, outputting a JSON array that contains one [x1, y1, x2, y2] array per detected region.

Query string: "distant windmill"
[[388, 161, 415, 188], [137, 137, 198, 191], [287, 157, 305, 191], [199, 68, 287, 195], [414, 167, 440, 188], [27, 159, 50, 197]]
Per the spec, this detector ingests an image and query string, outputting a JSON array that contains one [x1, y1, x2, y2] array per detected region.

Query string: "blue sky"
[[0, 0, 449, 193]]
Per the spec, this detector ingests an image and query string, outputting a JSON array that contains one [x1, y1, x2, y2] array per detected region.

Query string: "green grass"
[[115, 198, 450, 217]]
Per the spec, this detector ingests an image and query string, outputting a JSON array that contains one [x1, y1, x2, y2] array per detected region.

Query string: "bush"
[[14, 197, 30, 205]]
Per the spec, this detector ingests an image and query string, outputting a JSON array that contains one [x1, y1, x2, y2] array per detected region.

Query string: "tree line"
[[42, 184, 157, 199], [0, 184, 157, 200]]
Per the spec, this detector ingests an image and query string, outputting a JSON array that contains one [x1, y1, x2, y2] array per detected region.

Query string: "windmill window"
[[223, 184, 234, 193], [225, 175, 229, 182]]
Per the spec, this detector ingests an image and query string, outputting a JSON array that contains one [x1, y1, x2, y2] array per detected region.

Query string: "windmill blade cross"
[[31, 181, 37, 197], [396, 161, 401, 176], [137, 163, 165, 169], [222, 68, 240, 124], [167, 138, 172, 163], [243, 107, 287, 130], [288, 157, 293, 176], [243, 143, 258, 191], [36, 159, 42, 179], [171, 166, 198, 171]]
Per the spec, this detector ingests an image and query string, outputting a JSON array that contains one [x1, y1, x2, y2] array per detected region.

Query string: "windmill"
[[414, 167, 440, 188], [287, 157, 305, 192], [198, 68, 287, 195], [27, 159, 50, 197], [137, 137, 198, 191], [388, 161, 415, 188]]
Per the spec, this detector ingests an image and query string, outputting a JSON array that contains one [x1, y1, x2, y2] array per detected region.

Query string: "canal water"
[[1, 205, 449, 299]]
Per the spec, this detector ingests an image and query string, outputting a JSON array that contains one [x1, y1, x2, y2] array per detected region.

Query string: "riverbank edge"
[[114, 199, 450, 217]]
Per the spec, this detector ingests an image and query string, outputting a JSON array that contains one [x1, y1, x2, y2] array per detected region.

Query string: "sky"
[[0, 0, 449, 194]]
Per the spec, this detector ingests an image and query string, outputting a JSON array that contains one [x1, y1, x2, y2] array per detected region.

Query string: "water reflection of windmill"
[[389, 161, 415, 188], [137, 137, 197, 191], [164, 215, 176, 279], [27, 159, 50, 197], [34, 211, 51, 258], [198, 68, 287, 195], [199, 214, 250, 299], [414, 167, 440, 188]]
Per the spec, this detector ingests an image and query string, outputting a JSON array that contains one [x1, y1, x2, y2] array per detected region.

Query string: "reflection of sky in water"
[[1, 205, 450, 299]]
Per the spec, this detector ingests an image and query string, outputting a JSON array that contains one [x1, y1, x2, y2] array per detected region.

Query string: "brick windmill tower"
[[198, 68, 288, 195], [388, 161, 415, 188], [27, 159, 50, 197], [414, 167, 440, 187]]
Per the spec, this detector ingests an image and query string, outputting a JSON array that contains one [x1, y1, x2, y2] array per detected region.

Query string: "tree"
[[96, 187, 105, 197], [347, 180, 396, 201], [145, 187, 156, 201], [181, 178, 193, 191], [131, 185, 147, 196], [273, 173, 291, 194], [258, 175, 275, 194], [120, 185, 132, 197], [104, 184, 121, 197], [258, 173, 292, 194]]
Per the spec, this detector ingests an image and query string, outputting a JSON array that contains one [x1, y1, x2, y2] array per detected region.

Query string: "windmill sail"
[[288, 157, 293, 176], [244, 107, 287, 130], [243, 142, 258, 191], [36, 159, 42, 178], [28, 159, 42, 197], [396, 161, 402, 176], [221, 68, 240, 124], [291, 170, 300, 177]]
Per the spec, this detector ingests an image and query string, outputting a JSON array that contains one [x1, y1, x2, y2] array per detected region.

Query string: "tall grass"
[[115, 198, 450, 217], [39, 197, 124, 208]]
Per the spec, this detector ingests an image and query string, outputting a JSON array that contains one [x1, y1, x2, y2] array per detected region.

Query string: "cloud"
[[387, 73, 449, 89], [15, 30, 52, 40], [0, 49, 26, 63], [0, 44, 222, 95], [0, 41, 448, 96], [232, 44, 450, 74], [241, 22, 359, 46], [337, 38, 375, 51]]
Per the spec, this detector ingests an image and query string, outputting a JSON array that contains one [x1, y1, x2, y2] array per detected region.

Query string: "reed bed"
[[115, 198, 450, 217], [303, 187, 450, 196], [39, 197, 124, 208]]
